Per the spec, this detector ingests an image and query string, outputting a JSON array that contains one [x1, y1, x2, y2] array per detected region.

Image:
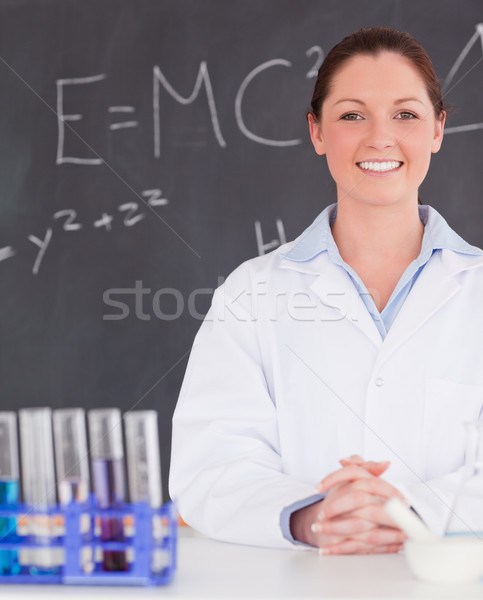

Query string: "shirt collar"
[[283, 203, 482, 263]]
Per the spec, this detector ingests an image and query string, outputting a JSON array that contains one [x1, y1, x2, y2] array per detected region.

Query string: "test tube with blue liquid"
[[19, 407, 62, 574], [88, 408, 127, 571], [53, 408, 93, 572], [124, 410, 165, 572], [0, 412, 20, 575]]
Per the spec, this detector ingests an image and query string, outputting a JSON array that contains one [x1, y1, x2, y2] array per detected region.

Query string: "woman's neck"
[[331, 200, 424, 267]]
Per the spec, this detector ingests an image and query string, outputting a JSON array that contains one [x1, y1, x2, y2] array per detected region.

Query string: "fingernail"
[[317, 509, 325, 521], [318, 547, 329, 556], [311, 522, 323, 533]]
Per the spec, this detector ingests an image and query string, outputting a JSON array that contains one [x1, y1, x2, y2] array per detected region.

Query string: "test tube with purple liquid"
[[88, 408, 127, 572]]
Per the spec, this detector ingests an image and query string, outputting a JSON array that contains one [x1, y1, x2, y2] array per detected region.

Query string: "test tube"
[[124, 411, 162, 508], [19, 407, 62, 574], [0, 412, 20, 575], [124, 410, 165, 572], [53, 408, 90, 505], [53, 408, 93, 572], [88, 408, 127, 572]]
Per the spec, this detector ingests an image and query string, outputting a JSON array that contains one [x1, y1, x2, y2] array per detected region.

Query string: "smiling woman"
[[307, 49, 446, 312], [169, 26, 483, 554], [308, 52, 444, 212]]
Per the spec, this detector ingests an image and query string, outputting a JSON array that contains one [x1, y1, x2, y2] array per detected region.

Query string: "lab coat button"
[[375, 377, 384, 387]]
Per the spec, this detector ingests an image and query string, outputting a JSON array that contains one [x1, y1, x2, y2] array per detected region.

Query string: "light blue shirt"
[[280, 203, 482, 544], [283, 203, 482, 339]]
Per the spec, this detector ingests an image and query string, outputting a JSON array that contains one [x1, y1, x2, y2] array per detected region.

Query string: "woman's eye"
[[396, 111, 417, 120], [340, 113, 362, 121]]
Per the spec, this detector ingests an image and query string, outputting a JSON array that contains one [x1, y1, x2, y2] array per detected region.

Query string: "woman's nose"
[[365, 119, 396, 151]]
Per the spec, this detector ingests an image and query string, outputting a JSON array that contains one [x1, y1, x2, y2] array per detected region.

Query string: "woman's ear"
[[308, 113, 326, 156], [431, 110, 446, 154]]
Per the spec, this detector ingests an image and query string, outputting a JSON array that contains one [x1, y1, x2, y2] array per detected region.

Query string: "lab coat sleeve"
[[169, 279, 319, 549]]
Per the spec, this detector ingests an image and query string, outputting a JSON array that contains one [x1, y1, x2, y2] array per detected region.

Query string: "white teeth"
[[358, 161, 402, 172]]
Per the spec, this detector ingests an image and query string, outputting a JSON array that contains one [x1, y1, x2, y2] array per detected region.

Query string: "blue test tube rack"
[[0, 498, 177, 586]]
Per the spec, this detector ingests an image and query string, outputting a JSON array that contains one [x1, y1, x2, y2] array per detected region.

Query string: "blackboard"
[[0, 0, 482, 500]]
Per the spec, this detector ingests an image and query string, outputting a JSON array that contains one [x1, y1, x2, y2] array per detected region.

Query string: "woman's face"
[[308, 51, 445, 208]]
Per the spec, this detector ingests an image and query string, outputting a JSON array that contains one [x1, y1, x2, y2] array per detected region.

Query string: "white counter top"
[[0, 529, 482, 599]]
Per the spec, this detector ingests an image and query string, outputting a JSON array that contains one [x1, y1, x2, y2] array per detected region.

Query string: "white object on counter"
[[405, 537, 483, 584], [384, 497, 438, 542], [385, 497, 483, 584]]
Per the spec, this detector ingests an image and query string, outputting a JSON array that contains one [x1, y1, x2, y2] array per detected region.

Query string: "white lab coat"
[[169, 228, 483, 549]]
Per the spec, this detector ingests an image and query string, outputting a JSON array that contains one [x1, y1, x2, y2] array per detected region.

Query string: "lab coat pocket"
[[423, 379, 483, 478]]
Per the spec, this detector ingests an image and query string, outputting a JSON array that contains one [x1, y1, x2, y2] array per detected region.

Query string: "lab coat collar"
[[279, 203, 483, 349], [282, 203, 482, 266], [281, 204, 336, 265]]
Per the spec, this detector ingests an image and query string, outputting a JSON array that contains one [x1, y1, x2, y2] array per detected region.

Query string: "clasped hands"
[[290, 455, 408, 554]]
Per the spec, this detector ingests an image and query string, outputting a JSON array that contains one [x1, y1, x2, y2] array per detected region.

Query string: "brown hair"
[[309, 26, 446, 122]]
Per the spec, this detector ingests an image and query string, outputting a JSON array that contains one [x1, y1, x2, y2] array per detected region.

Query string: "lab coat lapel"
[[374, 251, 461, 369], [281, 253, 383, 349]]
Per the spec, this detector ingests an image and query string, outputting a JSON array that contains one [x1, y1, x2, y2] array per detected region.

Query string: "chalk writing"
[[305, 46, 324, 79], [141, 189, 169, 206], [56, 46, 327, 163], [255, 219, 287, 256], [93, 213, 113, 231], [28, 228, 53, 276], [108, 105, 138, 130], [0, 247, 16, 263], [55, 36, 482, 167], [6, 28, 480, 277], [443, 23, 483, 135], [235, 59, 302, 147], [153, 62, 226, 157], [53, 209, 83, 231], [56, 74, 107, 165], [2, 189, 169, 275]]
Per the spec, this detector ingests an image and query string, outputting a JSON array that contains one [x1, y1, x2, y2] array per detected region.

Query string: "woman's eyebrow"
[[331, 97, 426, 107], [394, 97, 426, 105], [330, 98, 365, 107]]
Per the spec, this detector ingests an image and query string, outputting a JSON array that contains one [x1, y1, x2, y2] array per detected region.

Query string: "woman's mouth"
[[356, 160, 403, 176]]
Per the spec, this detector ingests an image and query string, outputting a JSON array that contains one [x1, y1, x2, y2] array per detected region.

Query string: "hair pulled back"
[[309, 26, 445, 122]]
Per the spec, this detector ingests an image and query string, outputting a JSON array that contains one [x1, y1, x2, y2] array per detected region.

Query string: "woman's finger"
[[343, 503, 402, 528], [311, 516, 376, 536], [348, 476, 407, 501], [320, 540, 404, 555], [317, 482, 406, 522], [351, 526, 407, 547], [308, 528, 348, 547], [319, 538, 372, 555], [365, 462, 391, 476], [317, 468, 407, 503], [339, 458, 390, 477], [339, 454, 365, 465], [317, 489, 377, 521], [370, 543, 404, 554], [319, 528, 406, 554], [317, 464, 377, 494]]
